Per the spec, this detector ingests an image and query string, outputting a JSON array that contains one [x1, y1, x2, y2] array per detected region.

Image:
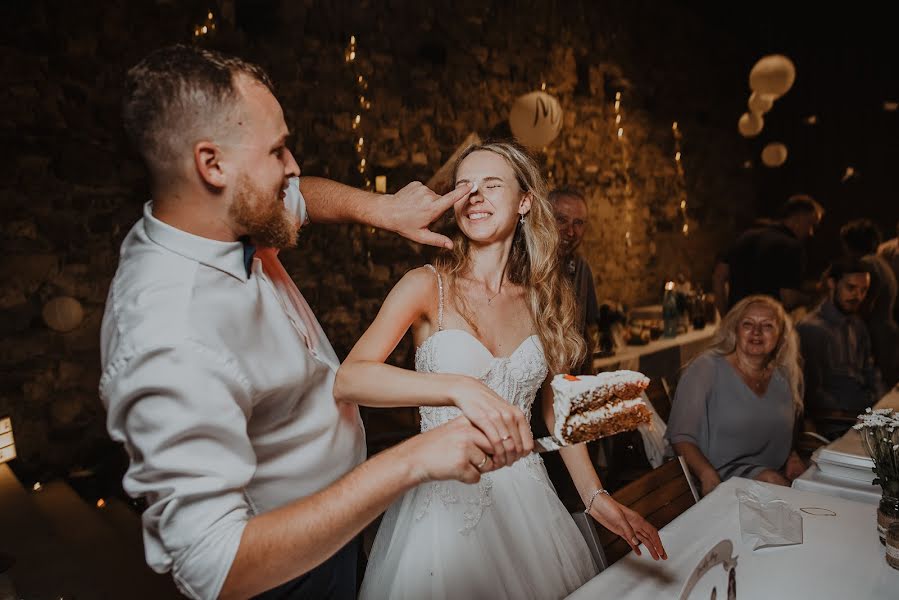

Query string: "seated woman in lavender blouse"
[[666, 295, 806, 497]]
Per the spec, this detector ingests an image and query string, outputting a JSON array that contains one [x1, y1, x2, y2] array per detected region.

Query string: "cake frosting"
[[550, 371, 651, 444]]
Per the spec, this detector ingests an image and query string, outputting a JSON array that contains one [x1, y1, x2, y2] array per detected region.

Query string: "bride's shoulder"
[[386, 266, 441, 306], [398, 265, 440, 290]]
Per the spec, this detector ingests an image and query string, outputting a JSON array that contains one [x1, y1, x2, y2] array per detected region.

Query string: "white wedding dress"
[[360, 266, 598, 600]]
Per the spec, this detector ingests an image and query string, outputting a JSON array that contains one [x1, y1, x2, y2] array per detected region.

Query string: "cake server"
[[533, 435, 566, 453]]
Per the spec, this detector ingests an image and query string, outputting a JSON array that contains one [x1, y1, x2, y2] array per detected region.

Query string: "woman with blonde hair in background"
[[667, 294, 806, 497], [335, 141, 666, 599]]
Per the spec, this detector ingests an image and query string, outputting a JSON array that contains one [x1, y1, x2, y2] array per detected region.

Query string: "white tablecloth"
[[792, 464, 881, 504], [567, 477, 899, 599]]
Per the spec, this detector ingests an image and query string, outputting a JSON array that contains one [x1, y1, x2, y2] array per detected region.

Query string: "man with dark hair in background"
[[841, 218, 899, 387], [797, 257, 885, 436], [713, 194, 824, 315]]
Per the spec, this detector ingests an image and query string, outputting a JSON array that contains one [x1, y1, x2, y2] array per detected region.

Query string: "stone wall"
[[0, 0, 750, 474]]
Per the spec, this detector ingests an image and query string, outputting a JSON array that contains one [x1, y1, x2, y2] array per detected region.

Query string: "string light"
[[193, 8, 217, 38], [346, 35, 372, 190], [614, 91, 634, 247], [672, 121, 689, 236]]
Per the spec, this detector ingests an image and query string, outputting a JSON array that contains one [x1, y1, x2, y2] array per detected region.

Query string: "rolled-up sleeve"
[[101, 341, 256, 600], [665, 354, 715, 449], [285, 176, 308, 227]]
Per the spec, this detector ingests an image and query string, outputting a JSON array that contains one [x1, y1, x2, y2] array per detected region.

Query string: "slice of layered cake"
[[550, 371, 652, 445]]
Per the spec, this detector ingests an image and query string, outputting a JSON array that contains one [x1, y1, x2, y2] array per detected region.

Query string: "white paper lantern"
[[42, 296, 84, 332], [761, 142, 788, 168], [508, 91, 563, 150], [749, 55, 796, 98], [748, 92, 774, 115], [738, 112, 763, 138]]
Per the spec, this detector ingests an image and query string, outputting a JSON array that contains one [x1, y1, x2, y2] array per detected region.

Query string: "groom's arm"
[[299, 177, 472, 249], [221, 420, 492, 599]]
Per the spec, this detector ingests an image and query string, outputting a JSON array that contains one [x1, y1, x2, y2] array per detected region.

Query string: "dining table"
[[567, 477, 899, 599]]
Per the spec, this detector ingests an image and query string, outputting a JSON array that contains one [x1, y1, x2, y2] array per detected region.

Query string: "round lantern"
[[508, 91, 563, 150], [748, 91, 774, 115], [761, 142, 788, 168], [738, 112, 763, 138], [42, 296, 84, 332], [749, 55, 796, 98]]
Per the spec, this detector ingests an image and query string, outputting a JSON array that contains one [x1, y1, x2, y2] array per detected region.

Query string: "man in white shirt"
[[101, 45, 530, 600]]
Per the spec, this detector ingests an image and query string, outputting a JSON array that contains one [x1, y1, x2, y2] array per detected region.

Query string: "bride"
[[334, 141, 666, 599]]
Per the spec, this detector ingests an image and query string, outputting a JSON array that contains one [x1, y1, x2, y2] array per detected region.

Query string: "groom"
[[100, 45, 524, 600]]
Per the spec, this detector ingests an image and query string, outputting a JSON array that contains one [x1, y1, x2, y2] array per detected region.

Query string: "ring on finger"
[[477, 456, 488, 470]]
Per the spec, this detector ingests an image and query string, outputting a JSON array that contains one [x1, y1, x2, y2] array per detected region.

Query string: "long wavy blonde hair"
[[706, 295, 804, 414], [434, 141, 585, 374]]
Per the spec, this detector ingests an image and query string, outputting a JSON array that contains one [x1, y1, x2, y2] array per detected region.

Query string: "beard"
[[835, 296, 861, 314], [229, 174, 299, 249]]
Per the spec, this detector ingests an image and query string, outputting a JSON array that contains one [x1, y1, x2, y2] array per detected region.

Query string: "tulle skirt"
[[360, 453, 598, 600]]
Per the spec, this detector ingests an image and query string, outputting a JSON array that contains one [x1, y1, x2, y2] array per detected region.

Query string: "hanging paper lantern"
[[42, 296, 84, 332], [508, 91, 563, 150], [761, 142, 788, 167], [748, 92, 774, 115], [738, 112, 763, 138], [749, 55, 796, 98]]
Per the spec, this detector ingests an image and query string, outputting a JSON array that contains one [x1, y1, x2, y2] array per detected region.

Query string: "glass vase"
[[887, 523, 899, 570], [878, 494, 899, 545]]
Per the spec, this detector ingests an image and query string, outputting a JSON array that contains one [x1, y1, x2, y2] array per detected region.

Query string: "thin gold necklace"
[[733, 357, 771, 392], [480, 264, 507, 305]]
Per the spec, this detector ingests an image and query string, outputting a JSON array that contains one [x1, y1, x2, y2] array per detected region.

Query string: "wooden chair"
[[643, 376, 673, 423], [598, 376, 674, 489], [596, 456, 698, 566]]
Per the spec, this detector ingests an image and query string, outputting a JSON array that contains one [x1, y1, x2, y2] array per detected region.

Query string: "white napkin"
[[735, 482, 803, 550], [636, 393, 671, 468]]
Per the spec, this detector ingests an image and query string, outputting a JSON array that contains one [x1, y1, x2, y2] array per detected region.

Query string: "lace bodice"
[[414, 265, 548, 432], [416, 330, 547, 429]]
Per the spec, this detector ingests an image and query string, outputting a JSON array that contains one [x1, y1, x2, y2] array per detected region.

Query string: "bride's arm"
[[335, 267, 457, 408], [335, 267, 533, 466], [541, 380, 667, 561]]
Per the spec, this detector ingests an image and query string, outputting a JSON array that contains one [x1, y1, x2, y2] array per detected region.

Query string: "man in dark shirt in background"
[[550, 187, 600, 374], [798, 257, 884, 436], [713, 194, 824, 315], [840, 218, 899, 387]]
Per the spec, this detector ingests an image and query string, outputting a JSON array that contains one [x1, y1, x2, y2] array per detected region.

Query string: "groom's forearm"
[[219, 442, 418, 600], [299, 176, 385, 226]]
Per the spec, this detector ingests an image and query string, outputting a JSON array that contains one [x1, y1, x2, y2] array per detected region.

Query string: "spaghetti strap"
[[423, 264, 444, 331]]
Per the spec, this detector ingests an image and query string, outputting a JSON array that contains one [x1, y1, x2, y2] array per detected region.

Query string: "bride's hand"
[[448, 376, 533, 468], [588, 494, 667, 561]]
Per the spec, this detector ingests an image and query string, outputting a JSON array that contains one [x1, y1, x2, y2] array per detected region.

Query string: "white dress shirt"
[[99, 178, 366, 599]]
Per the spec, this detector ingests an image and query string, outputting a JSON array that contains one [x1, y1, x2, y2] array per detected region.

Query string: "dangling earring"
[[519, 213, 526, 225]]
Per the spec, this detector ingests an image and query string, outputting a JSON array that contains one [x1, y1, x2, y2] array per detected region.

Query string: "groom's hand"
[[405, 417, 499, 484], [449, 376, 534, 468], [377, 181, 473, 249]]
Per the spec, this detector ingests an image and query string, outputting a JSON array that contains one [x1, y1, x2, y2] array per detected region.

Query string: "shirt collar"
[[819, 298, 849, 325], [141, 201, 251, 282]]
